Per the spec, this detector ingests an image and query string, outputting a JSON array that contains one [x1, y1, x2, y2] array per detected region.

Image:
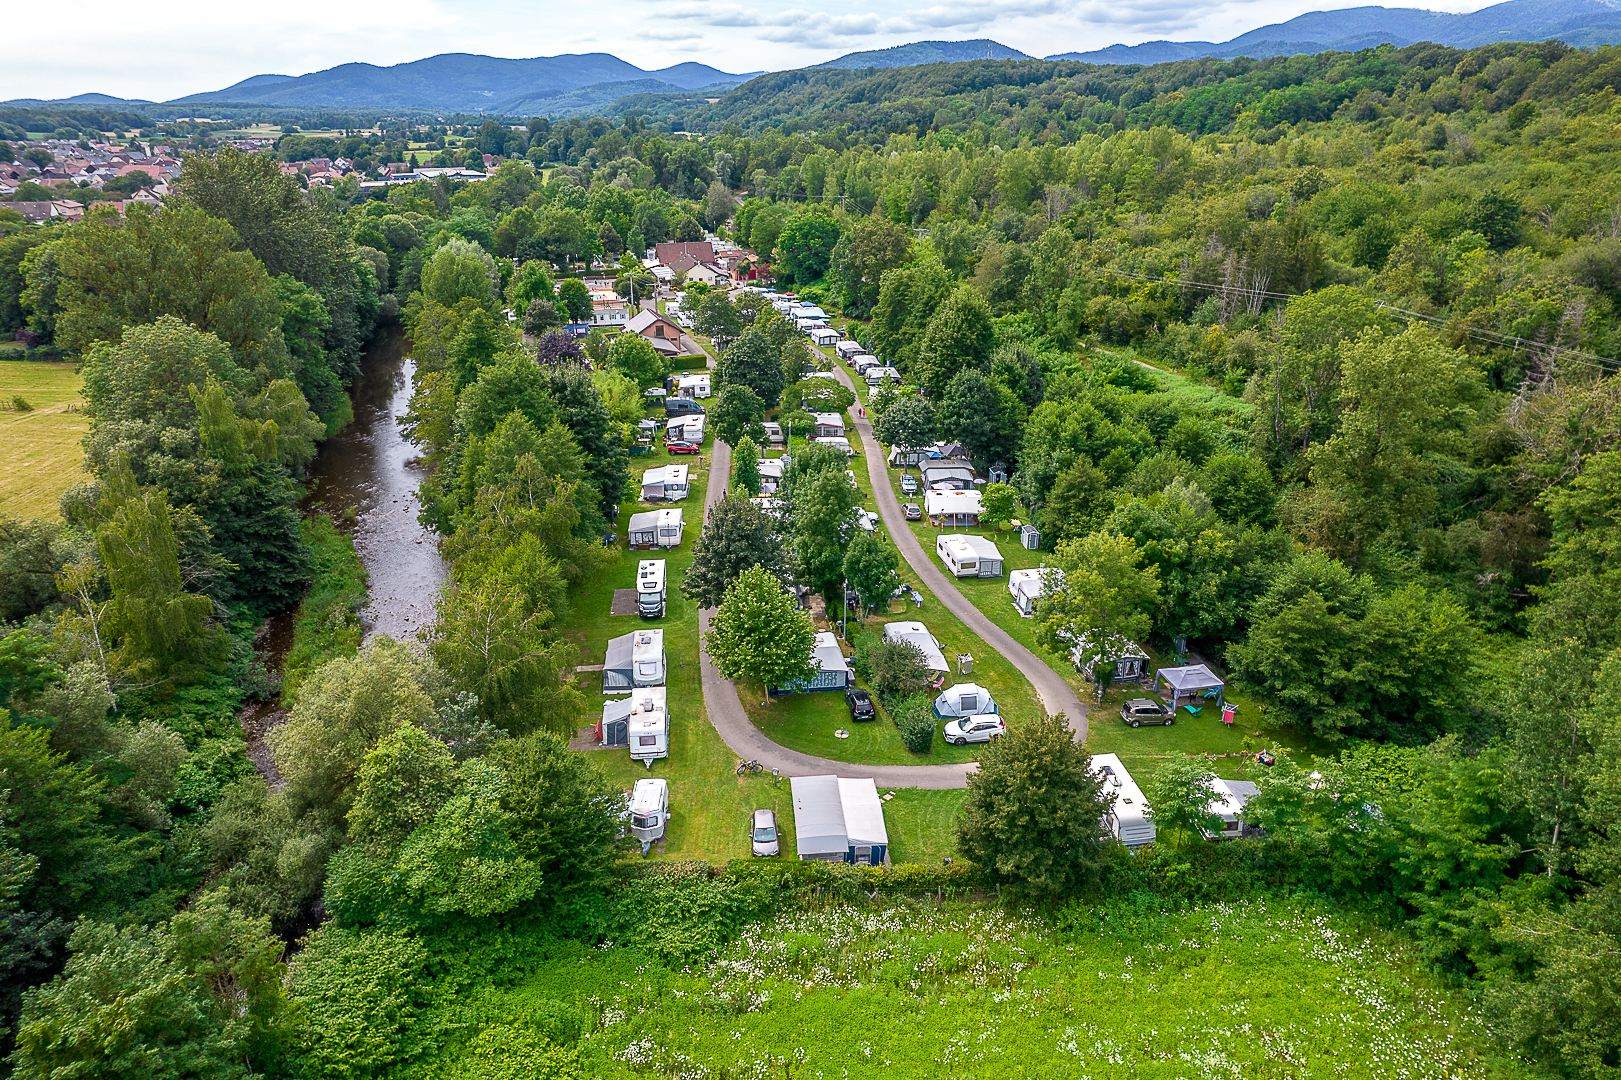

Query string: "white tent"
[[932, 682, 999, 718], [883, 621, 948, 672]]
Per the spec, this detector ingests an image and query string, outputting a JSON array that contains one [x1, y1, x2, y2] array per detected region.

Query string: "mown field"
[[441, 897, 1521, 1079], [0, 357, 85, 519]]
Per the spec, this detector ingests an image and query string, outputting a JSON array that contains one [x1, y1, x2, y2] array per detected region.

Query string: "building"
[[654, 241, 716, 266], [790, 775, 889, 865], [626, 309, 690, 356]]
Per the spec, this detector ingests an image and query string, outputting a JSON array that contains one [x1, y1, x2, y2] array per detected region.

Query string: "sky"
[[6, 0, 1508, 103]]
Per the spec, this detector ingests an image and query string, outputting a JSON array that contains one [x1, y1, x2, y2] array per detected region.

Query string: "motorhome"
[[626, 777, 669, 855], [636, 559, 666, 618], [1091, 753, 1156, 848]]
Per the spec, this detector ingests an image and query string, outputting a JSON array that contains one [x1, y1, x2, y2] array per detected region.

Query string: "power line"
[[1097, 265, 1621, 377]]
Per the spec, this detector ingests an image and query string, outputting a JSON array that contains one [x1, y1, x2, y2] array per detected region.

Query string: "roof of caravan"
[[883, 621, 948, 672], [791, 775, 848, 857], [641, 464, 689, 485]]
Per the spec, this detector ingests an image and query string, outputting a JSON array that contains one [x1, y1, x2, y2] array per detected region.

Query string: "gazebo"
[[1152, 664, 1225, 708]]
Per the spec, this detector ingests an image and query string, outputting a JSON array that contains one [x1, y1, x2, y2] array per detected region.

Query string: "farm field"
[[443, 897, 1518, 1080], [0, 358, 86, 519]]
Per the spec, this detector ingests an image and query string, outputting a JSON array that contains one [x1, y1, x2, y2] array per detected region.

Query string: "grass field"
[[0, 359, 86, 519], [445, 897, 1517, 1079]]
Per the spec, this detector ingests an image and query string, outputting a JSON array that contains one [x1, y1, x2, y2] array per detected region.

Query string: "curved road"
[[695, 438, 975, 787], [831, 364, 1090, 742]]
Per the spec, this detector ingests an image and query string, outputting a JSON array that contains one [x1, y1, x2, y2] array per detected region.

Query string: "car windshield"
[[753, 827, 776, 842]]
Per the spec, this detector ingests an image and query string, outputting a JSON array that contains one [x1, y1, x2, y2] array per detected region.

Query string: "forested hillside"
[[1, 37, 1620, 1079]]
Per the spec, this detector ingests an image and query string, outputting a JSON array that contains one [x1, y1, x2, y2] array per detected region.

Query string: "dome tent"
[[932, 682, 999, 719]]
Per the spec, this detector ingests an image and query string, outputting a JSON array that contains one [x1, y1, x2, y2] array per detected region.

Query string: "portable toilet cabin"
[[1091, 753, 1156, 848], [627, 509, 684, 549], [932, 682, 999, 719], [603, 628, 665, 691], [639, 464, 690, 502], [1020, 524, 1041, 550], [636, 560, 666, 618], [626, 777, 668, 856]]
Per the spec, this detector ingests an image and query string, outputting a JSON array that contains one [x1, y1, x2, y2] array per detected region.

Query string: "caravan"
[[636, 560, 666, 618], [608, 688, 669, 768], [626, 778, 669, 856], [627, 509, 684, 549], [1091, 753, 1156, 848], [603, 629, 666, 691], [1008, 567, 1058, 617], [936, 535, 1003, 578]]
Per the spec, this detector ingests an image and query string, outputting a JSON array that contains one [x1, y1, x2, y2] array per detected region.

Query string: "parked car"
[[943, 715, 1006, 745], [750, 808, 780, 857], [900, 473, 918, 495], [1120, 698, 1176, 727], [845, 687, 875, 721], [902, 503, 922, 520], [667, 441, 701, 455]]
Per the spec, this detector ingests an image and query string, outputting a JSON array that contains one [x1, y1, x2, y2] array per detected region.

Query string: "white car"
[[750, 808, 780, 857], [943, 716, 1006, 746]]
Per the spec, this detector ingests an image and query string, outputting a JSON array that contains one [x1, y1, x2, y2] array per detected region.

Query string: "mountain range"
[[10, 0, 1621, 116]]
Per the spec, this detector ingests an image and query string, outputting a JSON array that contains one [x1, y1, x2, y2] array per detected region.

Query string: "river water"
[[306, 327, 447, 643]]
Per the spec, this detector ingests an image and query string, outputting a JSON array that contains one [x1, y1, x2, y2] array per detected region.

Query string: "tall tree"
[[954, 712, 1111, 896], [704, 567, 817, 691], [914, 283, 995, 399], [681, 493, 791, 609], [1036, 533, 1160, 675]]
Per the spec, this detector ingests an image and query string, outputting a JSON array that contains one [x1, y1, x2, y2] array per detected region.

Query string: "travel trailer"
[[1091, 753, 1156, 848], [603, 629, 666, 691], [936, 535, 1003, 578], [626, 778, 669, 856]]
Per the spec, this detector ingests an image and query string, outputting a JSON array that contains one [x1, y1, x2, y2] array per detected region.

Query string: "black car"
[[845, 687, 875, 721], [1120, 698, 1176, 727]]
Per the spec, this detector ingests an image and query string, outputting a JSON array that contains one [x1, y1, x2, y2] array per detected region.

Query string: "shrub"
[[867, 638, 932, 702], [849, 630, 881, 680], [11, 394, 31, 411], [889, 694, 936, 754]]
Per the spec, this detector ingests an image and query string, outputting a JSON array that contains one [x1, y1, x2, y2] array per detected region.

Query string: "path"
[[696, 437, 976, 788], [832, 364, 1091, 742]]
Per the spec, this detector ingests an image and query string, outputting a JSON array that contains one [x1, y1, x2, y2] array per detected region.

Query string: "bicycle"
[[735, 758, 765, 775]]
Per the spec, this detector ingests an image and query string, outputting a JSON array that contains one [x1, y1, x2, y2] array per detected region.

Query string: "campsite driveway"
[[697, 438, 976, 788], [831, 366, 1091, 743]]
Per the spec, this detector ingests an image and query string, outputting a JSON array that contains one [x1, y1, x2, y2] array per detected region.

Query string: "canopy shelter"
[[1152, 664, 1224, 707], [932, 682, 999, 719]]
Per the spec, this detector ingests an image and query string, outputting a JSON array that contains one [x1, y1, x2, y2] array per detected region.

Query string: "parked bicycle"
[[736, 758, 765, 775]]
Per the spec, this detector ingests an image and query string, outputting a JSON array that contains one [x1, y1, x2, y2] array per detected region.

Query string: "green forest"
[[2, 38, 1621, 1079]]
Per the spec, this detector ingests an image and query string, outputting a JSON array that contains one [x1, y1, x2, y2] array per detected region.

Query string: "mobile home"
[[790, 775, 889, 866], [639, 464, 690, 502], [1091, 753, 1156, 848], [809, 326, 841, 347], [812, 412, 846, 438], [772, 631, 852, 694], [636, 559, 666, 618], [603, 628, 666, 691], [925, 488, 982, 527], [627, 509, 684, 549]]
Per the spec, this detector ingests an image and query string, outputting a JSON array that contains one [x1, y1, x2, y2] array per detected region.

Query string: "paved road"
[[833, 365, 1090, 742], [695, 438, 976, 788]]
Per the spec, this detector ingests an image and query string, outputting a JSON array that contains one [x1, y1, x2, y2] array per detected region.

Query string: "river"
[[306, 326, 447, 643]]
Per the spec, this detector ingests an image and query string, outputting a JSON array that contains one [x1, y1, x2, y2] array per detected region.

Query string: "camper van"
[[664, 396, 705, 418], [636, 560, 666, 618], [626, 778, 669, 856], [1091, 753, 1156, 848]]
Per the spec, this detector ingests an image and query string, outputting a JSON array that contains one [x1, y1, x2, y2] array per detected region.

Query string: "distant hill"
[[816, 39, 1031, 69], [170, 52, 755, 112], [1045, 0, 1621, 63]]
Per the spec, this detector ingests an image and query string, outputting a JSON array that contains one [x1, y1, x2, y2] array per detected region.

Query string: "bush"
[[849, 630, 881, 680], [868, 638, 932, 702], [889, 694, 936, 754]]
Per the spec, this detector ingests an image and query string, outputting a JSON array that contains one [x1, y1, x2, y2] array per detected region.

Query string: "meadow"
[[0, 357, 86, 519], [447, 896, 1520, 1079]]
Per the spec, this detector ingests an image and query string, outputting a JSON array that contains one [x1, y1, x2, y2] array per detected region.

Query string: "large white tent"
[[932, 682, 999, 718], [790, 775, 889, 865], [1152, 664, 1225, 707]]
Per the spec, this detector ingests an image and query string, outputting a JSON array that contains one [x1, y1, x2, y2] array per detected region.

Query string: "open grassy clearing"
[[0, 359, 86, 519], [445, 897, 1517, 1079]]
